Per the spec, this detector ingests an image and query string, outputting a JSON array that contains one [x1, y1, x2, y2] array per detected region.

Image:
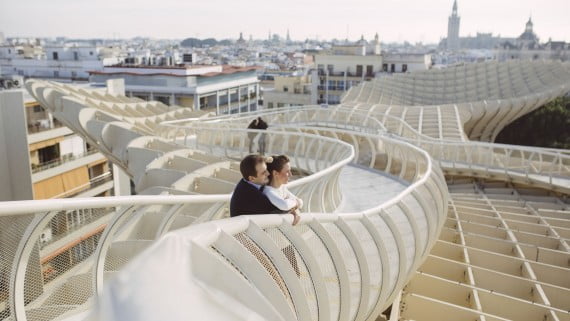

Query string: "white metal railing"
[[415, 140, 570, 191], [165, 106, 570, 192]]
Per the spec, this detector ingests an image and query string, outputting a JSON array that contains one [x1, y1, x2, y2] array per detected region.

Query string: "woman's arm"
[[264, 188, 298, 211], [283, 187, 303, 209]]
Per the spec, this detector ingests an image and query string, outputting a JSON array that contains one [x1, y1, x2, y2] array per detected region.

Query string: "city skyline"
[[0, 0, 569, 43]]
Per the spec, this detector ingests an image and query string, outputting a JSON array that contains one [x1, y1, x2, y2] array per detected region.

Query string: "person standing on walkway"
[[247, 117, 268, 154]]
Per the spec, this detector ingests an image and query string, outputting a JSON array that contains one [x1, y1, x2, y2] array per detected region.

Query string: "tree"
[[495, 95, 570, 149]]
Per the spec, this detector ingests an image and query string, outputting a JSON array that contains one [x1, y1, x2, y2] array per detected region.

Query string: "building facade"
[[89, 64, 260, 114], [0, 44, 120, 81], [0, 88, 114, 201], [313, 41, 430, 105], [495, 18, 570, 62], [262, 74, 313, 108]]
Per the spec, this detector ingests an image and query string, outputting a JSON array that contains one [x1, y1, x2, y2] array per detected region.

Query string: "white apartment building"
[[382, 53, 432, 73], [0, 44, 120, 81], [89, 64, 260, 114], [0, 87, 114, 200]]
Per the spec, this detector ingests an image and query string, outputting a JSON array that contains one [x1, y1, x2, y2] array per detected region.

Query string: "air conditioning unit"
[[0, 75, 24, 89], [40, 229, 52, 244]]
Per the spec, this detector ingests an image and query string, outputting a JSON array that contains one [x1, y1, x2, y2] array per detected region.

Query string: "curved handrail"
[[87, 135, 446, 320], [163, 107, 570, 192]]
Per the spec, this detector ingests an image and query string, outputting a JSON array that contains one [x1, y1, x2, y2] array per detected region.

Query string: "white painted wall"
[[383, 53, 431, 72], [0, 91, 34, 200], [315, 54, 384, 74], [59, 135, 85, 157], [0, 58, 103, 79]]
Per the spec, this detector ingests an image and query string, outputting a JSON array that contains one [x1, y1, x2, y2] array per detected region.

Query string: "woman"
[[264, 155, 303, 276], [263, 155, 303, 225]]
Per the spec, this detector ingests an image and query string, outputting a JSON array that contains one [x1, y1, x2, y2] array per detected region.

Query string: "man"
[[230, 155, 298, 225]]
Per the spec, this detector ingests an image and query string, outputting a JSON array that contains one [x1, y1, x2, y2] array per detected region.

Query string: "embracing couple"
[[230, 154, 303, 225]]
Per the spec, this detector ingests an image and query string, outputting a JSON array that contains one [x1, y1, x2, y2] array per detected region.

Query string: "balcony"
[[27, 119, 65, 134], [31, 150, 107, 184], [49, 172, 113, 198], [39, 204, 114, 250], [32, 149, 99, 173]]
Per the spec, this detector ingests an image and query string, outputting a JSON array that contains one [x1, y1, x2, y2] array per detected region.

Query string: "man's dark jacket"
[[230, 179, 285, 217]]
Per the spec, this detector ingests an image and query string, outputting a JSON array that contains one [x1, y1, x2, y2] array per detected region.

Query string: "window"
[[382, 64, 388, 72], [8, 49, 11, 54], [267, 102, 274, 108], [53, 71, 59, 78], [366, 65, 373, 76], [73, 52, 79, 60], [402, 64, 408, 72], [327, 64, 334, 74], [156, 96, 170, 105], [283, 86, 288, 92], [33, 105, 42, 113], [390, 64, 395, 73], [52, 52, 58, 60], [71, 71, 77, 78], [89, 51, 93, 56], [328, 94, 340, 104], [356, 65, 363, 76]]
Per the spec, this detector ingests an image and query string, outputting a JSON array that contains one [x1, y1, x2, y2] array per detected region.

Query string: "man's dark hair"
[[247, 118, 259, 129], [240, 154, 266, 180]]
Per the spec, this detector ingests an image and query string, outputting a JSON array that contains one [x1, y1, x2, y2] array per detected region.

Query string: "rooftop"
[[90, 64, 258, 77]]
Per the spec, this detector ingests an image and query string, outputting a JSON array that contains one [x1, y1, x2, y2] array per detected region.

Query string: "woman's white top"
[[263, 185, 303, 211]]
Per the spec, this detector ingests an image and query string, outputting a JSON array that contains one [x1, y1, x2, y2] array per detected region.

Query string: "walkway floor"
[[335, 164, 409, 213]]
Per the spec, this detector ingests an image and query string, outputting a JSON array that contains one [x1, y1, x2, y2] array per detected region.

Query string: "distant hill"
[[181, 38, 232, 48]]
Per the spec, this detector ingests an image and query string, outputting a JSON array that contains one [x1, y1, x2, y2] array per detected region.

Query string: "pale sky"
[[1, 0, 568, 43]]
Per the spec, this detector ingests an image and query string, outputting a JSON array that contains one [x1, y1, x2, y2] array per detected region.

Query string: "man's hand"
[[291, 212, 300, 226]]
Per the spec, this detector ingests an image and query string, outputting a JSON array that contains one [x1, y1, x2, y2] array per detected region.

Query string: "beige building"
[[314, 44, 383, 104], [0, 88, 113, 201], [495, 18, 570, 62], [263, 74, 313, 108], [313, 40, 430, 105]]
